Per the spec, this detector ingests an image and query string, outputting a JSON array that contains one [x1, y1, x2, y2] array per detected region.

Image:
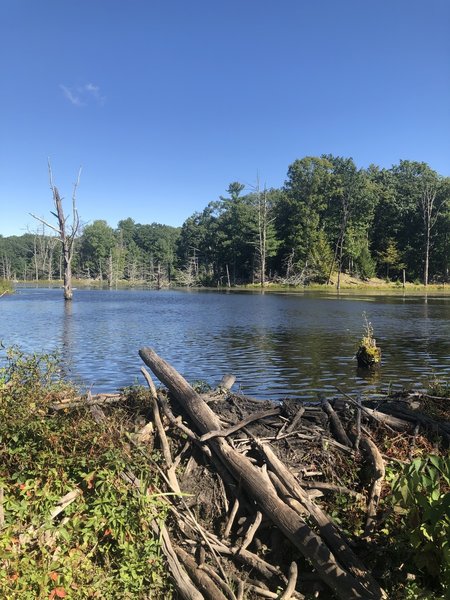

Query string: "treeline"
[[0, 219, 179, 287], [1, 155, 449, 287]]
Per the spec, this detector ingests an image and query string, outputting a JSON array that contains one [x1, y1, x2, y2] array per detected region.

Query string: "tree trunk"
[[63, 245, 73, 301], [424, 225, 430, 286]]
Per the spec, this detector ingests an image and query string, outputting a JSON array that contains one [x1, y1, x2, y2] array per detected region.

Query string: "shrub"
[[387, 455, 450, 594], [0, 349, 169, 598]]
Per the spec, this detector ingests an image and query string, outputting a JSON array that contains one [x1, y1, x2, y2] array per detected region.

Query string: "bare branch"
[[29, 213, 62, 236], [47, 158, 54, 191]]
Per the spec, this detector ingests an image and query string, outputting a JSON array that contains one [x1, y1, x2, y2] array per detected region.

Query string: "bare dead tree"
[[254, 180, 269, 287], [249, 176, 277, 287], [30, 161, 81, 300], [327, 193, 349, 290], [419, 182, 445, 286], [29, 223, 55, 281]]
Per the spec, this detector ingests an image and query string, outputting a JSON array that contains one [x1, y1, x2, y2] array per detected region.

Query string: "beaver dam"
[[1, 347, 449, 599]]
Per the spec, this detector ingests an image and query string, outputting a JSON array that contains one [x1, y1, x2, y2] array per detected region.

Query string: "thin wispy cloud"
[[60, 84, 84, 107], [59, 83, 105, 107]]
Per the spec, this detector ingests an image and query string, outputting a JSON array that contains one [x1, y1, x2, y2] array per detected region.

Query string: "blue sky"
[[1, 0, 449, 236]]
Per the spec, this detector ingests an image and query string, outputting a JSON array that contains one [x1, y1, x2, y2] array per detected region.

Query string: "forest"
[[1, 155, 450, 288]]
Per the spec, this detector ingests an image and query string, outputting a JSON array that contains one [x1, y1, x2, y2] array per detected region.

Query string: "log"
[[379, 404, 450, 440], [321, 397, 352, 447], [300, 480, 363, 499], [335, 389, 411, 431], [139, 347, 385, 600], [280, 562, 298, 600], [362, 406, 411, 431], [199, 408, 280, 442], [285, 405, 305, 434], [159, 526, 205, 600], [258, 442, 386, 599], [217, 374, 236, 391], [176, 546, 229, 600], [360, 436, 385, 538]]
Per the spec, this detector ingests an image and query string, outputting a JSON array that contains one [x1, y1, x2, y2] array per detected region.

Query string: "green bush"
[[0, 349, 169, 599], [387, 455, 450, 594]]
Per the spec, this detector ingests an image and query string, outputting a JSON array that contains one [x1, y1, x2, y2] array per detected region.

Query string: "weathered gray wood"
[[360, 436, 385, 538], [285, 405, 305, 434], [176, 546, 229, 600], [258, 442, 386, 599], [199, 408, 280, 442], [139, 347, 384, 600], [362, 406, 411, 431], [321, 398, 352, 447], [158, 526, 205, 600], [280, 562, 298, 600], [217, 374, 236, 391]]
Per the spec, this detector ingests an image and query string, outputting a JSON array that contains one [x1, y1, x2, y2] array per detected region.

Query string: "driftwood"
[[139, 347, 387, 600], [321, 397, 352, 447], [61, 347, 448, 599], [51, 392, 124, 411], [199, 408, 280, 442], [360, 436, 385, 538]]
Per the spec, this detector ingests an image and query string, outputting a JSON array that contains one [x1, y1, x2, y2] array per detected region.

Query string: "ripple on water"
[[2, 287, 450, 400]]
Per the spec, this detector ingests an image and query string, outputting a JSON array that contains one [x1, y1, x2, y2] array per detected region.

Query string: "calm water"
[[1, 287, 450, 400]]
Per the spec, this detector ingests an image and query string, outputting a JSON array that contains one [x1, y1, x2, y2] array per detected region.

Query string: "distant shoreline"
[[8, 275, 450, 297]]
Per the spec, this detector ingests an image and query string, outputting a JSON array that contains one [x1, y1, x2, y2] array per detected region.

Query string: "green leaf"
[[59, 528, 71, 543]]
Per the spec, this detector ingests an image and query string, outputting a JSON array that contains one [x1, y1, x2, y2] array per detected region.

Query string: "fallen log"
[[139, 347, 386, 600], [360, 436, 386, 538], [199, 407, 280, 442], [176, 546, 230, 600], [256, 441, 384, 598], [321, 397, 352, 447]]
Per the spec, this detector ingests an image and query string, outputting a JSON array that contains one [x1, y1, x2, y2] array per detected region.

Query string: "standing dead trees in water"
[[30, 161, 81, 301]]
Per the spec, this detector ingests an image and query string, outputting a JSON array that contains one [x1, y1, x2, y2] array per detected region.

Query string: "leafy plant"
[[388, 455, 450, 593], [426, 376, 450, 399], [0, 349, 170, 598]]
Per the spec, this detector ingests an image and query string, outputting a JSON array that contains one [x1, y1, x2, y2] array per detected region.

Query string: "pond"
[[1, 286, 450, 400]]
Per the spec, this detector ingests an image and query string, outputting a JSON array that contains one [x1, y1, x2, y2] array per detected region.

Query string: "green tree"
[[277, 156, 334, 280], [322, 156, 377, 289], [133, 223, 180, 285], [432, 178, 450, 281], [176, 203, 225, 285], [390, 160, 444, 285], [377, 239, 404, 279], [117, 218, 136, 247], [217, 183, 256, 285], [247, 183, 280, 286], [367, 166, 401, 276], [79, 220, 116, 281]]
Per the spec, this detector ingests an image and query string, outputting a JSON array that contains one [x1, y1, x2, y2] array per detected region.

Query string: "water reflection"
[[62, 300, 73, 358], [1, 287, 450, 400]]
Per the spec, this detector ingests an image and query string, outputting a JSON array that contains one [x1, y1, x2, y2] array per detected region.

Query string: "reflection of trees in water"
[[220, 326, 354, 397]]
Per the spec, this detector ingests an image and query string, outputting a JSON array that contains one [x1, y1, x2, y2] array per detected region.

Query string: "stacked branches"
[[137, 348, 449, 599]]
